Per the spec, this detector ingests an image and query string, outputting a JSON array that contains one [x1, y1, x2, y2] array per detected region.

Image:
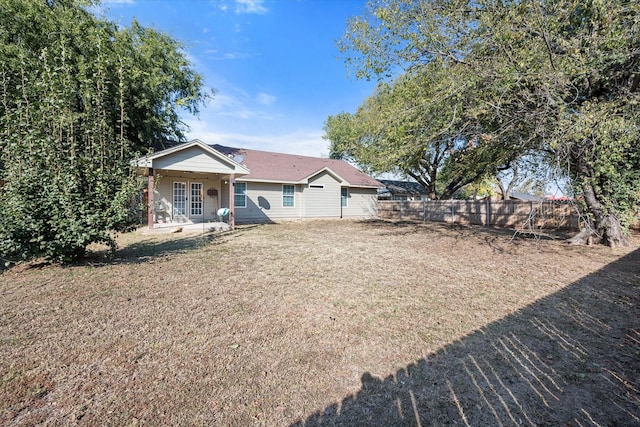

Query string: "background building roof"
[[378, 179, 430, 196]]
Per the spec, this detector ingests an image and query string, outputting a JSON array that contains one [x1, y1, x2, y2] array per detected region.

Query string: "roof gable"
[[301, 167, 346, 184], [134, 140, 250, 175]]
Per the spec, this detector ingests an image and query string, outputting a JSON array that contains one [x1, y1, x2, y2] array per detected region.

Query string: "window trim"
[[341, 187, 349, 208], [234, 182, 247, 208], [282, 184, 295, 207]]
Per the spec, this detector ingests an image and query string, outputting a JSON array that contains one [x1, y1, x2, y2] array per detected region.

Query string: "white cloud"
[[185, 121, 329, 158], [234, 0, 268, 14], [204, 88, 275, 121], [223, 52, 251, 60], [181, 76, 328, 158], [256, 92, 276, 106], [89, 0, 133, 15], [204, 50, 253, 60]]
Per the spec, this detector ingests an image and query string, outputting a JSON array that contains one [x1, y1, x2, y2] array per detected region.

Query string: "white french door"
[[173, 182, 187, 218], [173, 181, 204, 220], [190, 182, 203, 217]]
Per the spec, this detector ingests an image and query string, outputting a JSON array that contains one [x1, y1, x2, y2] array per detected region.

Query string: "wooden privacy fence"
[[378, 200, 581, 230]]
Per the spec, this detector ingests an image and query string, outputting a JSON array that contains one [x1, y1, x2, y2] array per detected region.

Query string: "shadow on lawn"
[[113, 234, 216, 263], [78, 224, 263, 266], [81, 230, 237, 266], [294, 247, 640, 426], [361, 218, 574, 242], [108, 224, 268, 265]]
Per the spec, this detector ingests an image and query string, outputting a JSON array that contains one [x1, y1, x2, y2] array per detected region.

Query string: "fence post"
[[423, 199, 426, 222], [486, 199, 490, 226], [400, 200, 404, 220]]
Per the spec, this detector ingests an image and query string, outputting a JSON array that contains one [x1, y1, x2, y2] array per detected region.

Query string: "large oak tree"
[[333, 0, 639, 246], [325, 61, 521, 200]]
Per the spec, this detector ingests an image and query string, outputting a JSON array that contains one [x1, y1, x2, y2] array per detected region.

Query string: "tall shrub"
[[0, 0, 207, 262]]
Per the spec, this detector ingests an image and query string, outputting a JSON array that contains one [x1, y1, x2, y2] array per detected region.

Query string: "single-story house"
[[133, 139, 383, 228], [377, 179, 430, 201]]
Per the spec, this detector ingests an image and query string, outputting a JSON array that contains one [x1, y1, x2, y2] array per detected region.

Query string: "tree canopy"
[[326, 61, 521, 200], [0, 0, 209, 262], [329, 0, 639, 246]]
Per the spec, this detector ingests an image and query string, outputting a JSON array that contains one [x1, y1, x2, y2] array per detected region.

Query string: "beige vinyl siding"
[[152, 171, 224, 223], [233, 181, 302, 223], [341, 188, 378, 218], [304, 172, 341, 218], [153, 146, 237, 174]]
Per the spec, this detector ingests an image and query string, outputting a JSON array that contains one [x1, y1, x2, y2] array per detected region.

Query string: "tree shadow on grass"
[[79, 230, 240, 267], [360, 218, 575, 246], [293, 247, 640, 426], [112, 234, 217, 263], [1, 231, 235, 272], [104, 224, 267, 265]]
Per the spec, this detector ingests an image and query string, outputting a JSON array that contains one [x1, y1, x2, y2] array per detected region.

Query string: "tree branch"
[[631, 73, 640, 93]]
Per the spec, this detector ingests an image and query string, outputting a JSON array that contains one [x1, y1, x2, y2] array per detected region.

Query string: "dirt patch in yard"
[[0, 220, 638, 425]]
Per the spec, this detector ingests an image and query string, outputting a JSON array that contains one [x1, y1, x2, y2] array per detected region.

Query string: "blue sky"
[[100, 0, 377, 157]]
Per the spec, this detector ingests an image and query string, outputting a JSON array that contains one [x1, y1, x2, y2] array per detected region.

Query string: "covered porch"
[[133, 140, 250, 229]]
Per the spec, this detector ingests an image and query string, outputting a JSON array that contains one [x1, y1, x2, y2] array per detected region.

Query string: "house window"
[[234, 182, 247, 208], [282, 185, 295, 207], [341, 187, 349, 207]]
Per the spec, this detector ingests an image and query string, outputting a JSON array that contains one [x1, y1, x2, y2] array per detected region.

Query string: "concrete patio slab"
[[138, 221, 231, 235]]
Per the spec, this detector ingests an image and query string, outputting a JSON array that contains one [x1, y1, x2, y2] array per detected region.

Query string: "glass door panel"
[[190, 182, 203, 217], [173, 182, 186, 217]]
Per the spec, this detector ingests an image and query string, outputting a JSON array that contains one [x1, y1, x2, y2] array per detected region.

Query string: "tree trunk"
[[497, 162, 518, 200], [566, 181, 629, 247], [497, 179, 511, 201], [566, 145, 630, 248], [408, 171, 437, 200]]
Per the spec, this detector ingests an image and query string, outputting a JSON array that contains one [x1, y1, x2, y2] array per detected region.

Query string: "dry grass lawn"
[[1, 220, 638, 426]]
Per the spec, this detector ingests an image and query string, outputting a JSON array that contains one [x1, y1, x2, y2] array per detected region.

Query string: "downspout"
[[340, 186, 343, 219]]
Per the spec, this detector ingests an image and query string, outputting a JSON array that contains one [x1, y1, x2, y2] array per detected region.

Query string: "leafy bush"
[[0, 0, 206, 263]]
